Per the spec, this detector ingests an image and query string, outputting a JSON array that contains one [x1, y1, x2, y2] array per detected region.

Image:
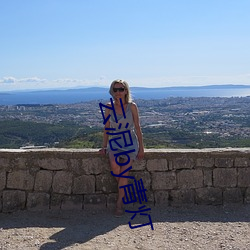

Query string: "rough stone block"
[[169, 189, 194, 206], [213, 168, 237, 188], [223, 188, 243, 203], [68, 159, 81, 175], [34, 170, 53, 192], [52, 171, 73, 194], [81, 158, 109, 175], [0, 157, 10, 171], [61, 195, 83, 210], [122, 190, 154, 208], [72, 175, 95, 194], [144, 190, 154, 204], [154, 190, 169, 206], [106, 193, 137, 210], [168, 161, 174, 170], [146, 159, 168, 172], [196, 158, 214, 168], [238, 168, 250, 187], [214, 158, 234, 168], [12, 157, 29, 169], [0, 192, 2, 212], [96, 174, 117, 193], [27, 192, 50, 210], [152, 172, 176, 190], [0, 171, 6, 190], [131, 171, 151, 190], [172, 157, 195, 170], [245, 188, 250, 204], [177, 169, 203, 189], [126, 188, 153, 207], [7, 170, 34, 190], [132, 159, 146, 171], [107, 193, 117, 209], [50, 193, 64, 209], [203, 169, 213, 187], [196, 187, 222, 205], [84, 194, 106, 210], [234, 157, 250, 167], [2, 190, 26, 212], [36, 158, 68, 170]]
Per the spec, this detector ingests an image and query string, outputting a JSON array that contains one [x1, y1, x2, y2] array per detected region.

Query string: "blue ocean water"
[[0, 87, 250, 105]]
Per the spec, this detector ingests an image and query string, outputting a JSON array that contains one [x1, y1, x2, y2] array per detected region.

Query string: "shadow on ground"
[[0, 204, 250, 250]]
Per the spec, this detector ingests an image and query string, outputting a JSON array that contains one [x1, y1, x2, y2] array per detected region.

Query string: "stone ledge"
[[0, 148, 250, 213]]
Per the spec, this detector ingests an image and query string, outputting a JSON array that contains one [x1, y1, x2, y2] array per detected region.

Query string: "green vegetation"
[[58, 129, 103, 148], [1, 120, 249, 149], [0, 120, 102, 149]]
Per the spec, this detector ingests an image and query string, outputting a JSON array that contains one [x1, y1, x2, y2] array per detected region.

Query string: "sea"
[[0, 86, 250, 105]]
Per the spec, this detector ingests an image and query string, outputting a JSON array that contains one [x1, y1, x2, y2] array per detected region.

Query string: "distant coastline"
[[1, 84, 250, 105]]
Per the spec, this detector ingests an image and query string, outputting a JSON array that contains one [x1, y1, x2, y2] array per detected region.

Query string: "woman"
[[99, 79, 144, 217]]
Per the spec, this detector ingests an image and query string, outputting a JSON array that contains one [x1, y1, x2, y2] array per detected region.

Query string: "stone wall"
[[0, 148, 250, 213]]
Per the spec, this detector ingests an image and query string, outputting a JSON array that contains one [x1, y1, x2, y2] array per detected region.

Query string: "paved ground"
[[0, 205, 250, 250]]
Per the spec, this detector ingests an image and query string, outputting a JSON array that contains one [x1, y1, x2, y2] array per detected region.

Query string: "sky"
[[0, 0, 250, 91]]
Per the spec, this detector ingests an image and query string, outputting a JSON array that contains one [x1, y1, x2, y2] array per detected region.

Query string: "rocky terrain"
[[0, 205, 250, 250]]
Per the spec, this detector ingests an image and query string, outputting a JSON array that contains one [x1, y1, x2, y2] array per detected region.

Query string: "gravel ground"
[[0, 205, 250, 250]]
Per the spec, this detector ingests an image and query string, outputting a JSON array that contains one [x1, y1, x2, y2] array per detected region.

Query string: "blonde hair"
[[109, 79, 132, 103]]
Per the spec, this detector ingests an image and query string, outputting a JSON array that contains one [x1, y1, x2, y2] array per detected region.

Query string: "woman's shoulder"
[[130, 102, 138, 108], [104, 102, 112, 114], [129, 102, 139, 112]]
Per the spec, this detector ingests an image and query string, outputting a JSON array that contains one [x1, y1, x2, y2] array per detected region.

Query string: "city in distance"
[[0, 94, 250, 149], [1, 84, 250, 105]]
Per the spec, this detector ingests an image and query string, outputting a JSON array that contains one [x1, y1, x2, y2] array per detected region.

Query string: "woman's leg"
[[108, 152, 133, 210], [108, 152, 120, 183], [116, 159, 133, 210]]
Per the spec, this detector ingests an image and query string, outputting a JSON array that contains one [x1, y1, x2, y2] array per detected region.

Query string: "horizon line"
[[1, 83, 250, 93]]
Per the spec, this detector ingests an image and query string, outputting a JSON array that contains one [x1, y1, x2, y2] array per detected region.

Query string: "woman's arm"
[[131, 102, 144, 159], [99, 104, 111, 155]]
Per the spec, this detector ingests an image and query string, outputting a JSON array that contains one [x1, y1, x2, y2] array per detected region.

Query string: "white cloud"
[[0, 77, 16, 84], [52, 77, 109, 87], [0, 76, 48, 91], [19, 77, 46, 83], [0, 76, 46, 84], [0, 76, 109, 91], [53, 78, 84, 83], [1, 74, 249, 91]]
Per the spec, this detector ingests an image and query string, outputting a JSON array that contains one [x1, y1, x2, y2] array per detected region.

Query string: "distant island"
[[1, 84, 250, 105]]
